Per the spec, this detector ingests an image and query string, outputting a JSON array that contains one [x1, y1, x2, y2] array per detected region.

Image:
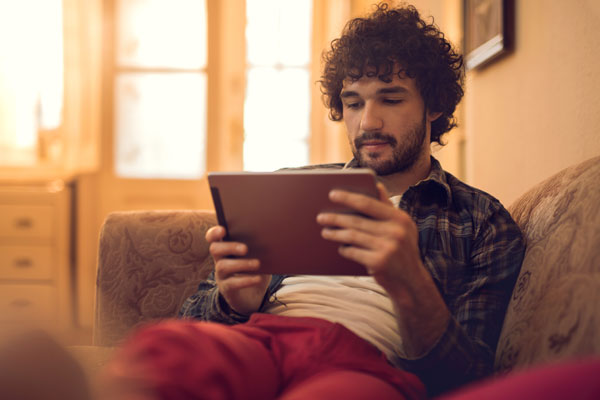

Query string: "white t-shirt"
[[263, 275, 406, 365]]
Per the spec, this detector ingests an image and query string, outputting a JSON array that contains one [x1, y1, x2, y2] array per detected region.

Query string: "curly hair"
[[320, 3, 464, 144]]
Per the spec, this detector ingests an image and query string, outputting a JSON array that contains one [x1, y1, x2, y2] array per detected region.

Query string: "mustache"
[[354, 132, 398, 149]]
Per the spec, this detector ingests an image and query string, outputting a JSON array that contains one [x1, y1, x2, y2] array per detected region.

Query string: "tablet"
[[208, 169, 379, 275]]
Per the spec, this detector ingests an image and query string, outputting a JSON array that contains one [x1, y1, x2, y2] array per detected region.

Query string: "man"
[[101, 4, 525, 399]]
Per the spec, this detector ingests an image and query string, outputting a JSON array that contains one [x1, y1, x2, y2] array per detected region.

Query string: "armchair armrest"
[[94, 210, 217, 346]]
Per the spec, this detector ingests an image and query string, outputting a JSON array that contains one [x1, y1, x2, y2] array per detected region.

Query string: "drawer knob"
[[14, 217, 34, 229], [14, 258, 33, 268], [9, 299, 32, 308]]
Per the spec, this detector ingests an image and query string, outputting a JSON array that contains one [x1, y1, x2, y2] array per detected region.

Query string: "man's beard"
[[352, 112, 427, 176]]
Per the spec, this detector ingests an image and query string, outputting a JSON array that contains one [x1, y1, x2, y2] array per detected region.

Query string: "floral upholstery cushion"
[[94, 210, 217, 346], [495, 156, 600, 372]]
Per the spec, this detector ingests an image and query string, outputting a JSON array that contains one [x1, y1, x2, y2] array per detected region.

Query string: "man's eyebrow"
[[377, 86, 409, 95], [340, 90, 359, 98], [340, 86, 409, 98]]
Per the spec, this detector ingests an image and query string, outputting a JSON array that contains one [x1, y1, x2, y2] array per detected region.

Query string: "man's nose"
[[360, 103, 383, 131]]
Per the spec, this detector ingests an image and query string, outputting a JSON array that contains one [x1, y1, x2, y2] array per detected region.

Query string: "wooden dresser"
[[0, 180, 73, 332]]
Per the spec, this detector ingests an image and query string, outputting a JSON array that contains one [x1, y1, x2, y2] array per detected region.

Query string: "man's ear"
[[427, 110, 443, 122]]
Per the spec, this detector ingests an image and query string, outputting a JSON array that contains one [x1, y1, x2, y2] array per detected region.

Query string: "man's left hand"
[[316, 182, 450, 357], [316, 182, 422, 296]]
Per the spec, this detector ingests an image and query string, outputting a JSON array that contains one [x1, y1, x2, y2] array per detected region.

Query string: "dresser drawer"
[[0, 284, 56, 322], [0, 245, 54, 280], [0, 205, 54, 239]]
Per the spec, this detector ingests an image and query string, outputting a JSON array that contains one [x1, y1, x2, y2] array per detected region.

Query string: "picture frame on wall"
[[464, 0, 514, 70]]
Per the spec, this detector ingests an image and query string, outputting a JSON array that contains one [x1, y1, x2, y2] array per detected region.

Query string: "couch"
[[90, 155, 600, 391]]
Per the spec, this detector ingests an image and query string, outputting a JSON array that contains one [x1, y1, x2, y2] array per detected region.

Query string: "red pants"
[[438, 356, 600, 400], [101, 313, 426, 400]]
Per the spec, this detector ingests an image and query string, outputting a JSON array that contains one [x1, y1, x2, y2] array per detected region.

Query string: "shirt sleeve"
[[178, 271, 250, 324], [396, 205, 526, 396], [178, 272, 287, 324]]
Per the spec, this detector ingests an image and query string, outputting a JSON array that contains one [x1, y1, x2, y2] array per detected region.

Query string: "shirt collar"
[[417, 157, 452, 207], [343, 159, 361, 169], [343, 156, 452, 206]]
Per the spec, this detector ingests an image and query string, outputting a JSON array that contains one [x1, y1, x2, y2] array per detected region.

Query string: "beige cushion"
[[94, 210, 216, 346], [495, 156, 600, 372]]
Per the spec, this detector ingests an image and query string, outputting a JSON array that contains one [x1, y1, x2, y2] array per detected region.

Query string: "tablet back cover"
[[208, 169, 378, 275]]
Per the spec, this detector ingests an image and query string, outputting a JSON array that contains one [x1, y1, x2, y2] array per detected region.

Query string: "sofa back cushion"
[[94, 210, 216, 346], [495, 156, 600, 372]]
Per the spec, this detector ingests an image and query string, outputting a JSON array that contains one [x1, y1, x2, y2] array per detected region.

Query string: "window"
[[113, 0, 207, 179], [0, 0, 63, 166], [244, 0, 313, 171]]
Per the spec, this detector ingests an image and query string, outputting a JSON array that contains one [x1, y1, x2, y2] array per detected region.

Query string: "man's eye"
[[383, 99, 403, 105], [345, 102, 361, 109]]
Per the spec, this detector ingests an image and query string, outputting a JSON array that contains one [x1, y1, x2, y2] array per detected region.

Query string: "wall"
[[465, 0, 600, 205]]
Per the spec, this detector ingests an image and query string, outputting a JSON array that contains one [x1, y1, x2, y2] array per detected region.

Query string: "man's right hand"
[[206, 225, 271, 315]]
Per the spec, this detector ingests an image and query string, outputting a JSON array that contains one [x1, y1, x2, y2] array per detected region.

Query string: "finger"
[[317, 211, 380, 233], [219, 274, 265, 292], [337, 245, 381, 274], [210, 241, 248, 258], [206, 225, 227, 242], [329, 189, 394, 220], [317, 212, 403, 239], [215, 258, 260, 280], [321, 226, 379, 249]]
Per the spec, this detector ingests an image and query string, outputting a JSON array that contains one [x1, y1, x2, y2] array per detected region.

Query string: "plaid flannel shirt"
[[179, 157, 525, 395]]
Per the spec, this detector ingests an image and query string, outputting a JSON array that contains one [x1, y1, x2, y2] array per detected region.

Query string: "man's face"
[[340, 71, 437, 176]]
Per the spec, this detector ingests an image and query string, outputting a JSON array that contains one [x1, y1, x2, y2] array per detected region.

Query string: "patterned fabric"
[[178, 157, 526, 394], [495, 155, 600, 373], [94, 210, 216, 346]]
